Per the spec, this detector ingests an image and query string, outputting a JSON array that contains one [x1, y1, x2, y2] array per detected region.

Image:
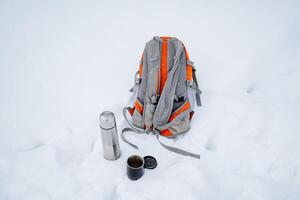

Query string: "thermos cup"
[[127, 155, 157, 180], [127, 155, 145, 180], [99, 111, 121, 160]]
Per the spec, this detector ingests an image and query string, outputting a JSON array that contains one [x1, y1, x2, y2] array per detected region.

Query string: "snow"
[[0, 0, 300, 199]]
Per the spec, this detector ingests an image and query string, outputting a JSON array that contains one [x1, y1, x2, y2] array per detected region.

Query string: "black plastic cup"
[[127, 155, 145, 180]]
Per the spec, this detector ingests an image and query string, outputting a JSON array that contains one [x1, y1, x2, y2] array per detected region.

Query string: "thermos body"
[[99, 111, 121, 160]]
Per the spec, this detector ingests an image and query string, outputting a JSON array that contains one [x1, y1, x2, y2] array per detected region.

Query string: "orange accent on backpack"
[[186, 65, 193, 81], [169, 101, 190, 122], [160, 37, 168, 94], [161, 129, 173, 137], [160, 36, 172, 40], [128, 107, 135, 116], [134, 100, 144, 114]]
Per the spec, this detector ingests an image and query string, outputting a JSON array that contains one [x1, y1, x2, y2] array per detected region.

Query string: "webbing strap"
[[129, 85, 135, 92], [121, 107, 146, 150], [192, 69, 202, 106], [122, 107, 200, 159], [155, 130, 200, 159], [121, 127, 139, 149]]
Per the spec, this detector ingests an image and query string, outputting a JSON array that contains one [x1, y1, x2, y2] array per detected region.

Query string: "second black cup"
[[126, 155, 145, 180]]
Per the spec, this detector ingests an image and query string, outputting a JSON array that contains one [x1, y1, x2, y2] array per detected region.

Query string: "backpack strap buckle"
[[129, 72, 141, 92]]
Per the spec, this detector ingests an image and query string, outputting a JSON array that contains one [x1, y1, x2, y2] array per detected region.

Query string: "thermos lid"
[[143, 156, 157, 169], [99, 111, 116, 129]]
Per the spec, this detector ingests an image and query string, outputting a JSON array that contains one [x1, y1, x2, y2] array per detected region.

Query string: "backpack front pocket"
[[160, 100, 191, 138]]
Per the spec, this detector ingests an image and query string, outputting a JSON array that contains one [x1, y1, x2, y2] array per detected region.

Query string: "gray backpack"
[[122, 36, 202, 158]]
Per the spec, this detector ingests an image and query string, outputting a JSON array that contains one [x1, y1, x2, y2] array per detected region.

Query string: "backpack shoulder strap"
[[152, 40, 184, 127]]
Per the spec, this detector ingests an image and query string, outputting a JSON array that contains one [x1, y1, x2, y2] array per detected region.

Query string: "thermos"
[[99, 111, 121, 160]]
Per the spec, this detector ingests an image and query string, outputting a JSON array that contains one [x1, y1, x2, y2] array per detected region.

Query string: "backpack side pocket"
[[132, 98, 144, 129]]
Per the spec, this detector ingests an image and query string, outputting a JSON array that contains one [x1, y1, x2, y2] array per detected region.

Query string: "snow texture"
[[0, 0, 300, 199]]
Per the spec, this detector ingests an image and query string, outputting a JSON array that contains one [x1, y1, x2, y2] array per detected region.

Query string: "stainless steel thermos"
[[99, 111, 121, 160]]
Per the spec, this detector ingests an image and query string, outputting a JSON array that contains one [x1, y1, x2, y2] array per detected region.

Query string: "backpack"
[[122, 36, 202, 159]]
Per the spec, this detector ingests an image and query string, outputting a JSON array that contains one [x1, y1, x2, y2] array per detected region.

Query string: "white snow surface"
[[1, 1, 300, 199]]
